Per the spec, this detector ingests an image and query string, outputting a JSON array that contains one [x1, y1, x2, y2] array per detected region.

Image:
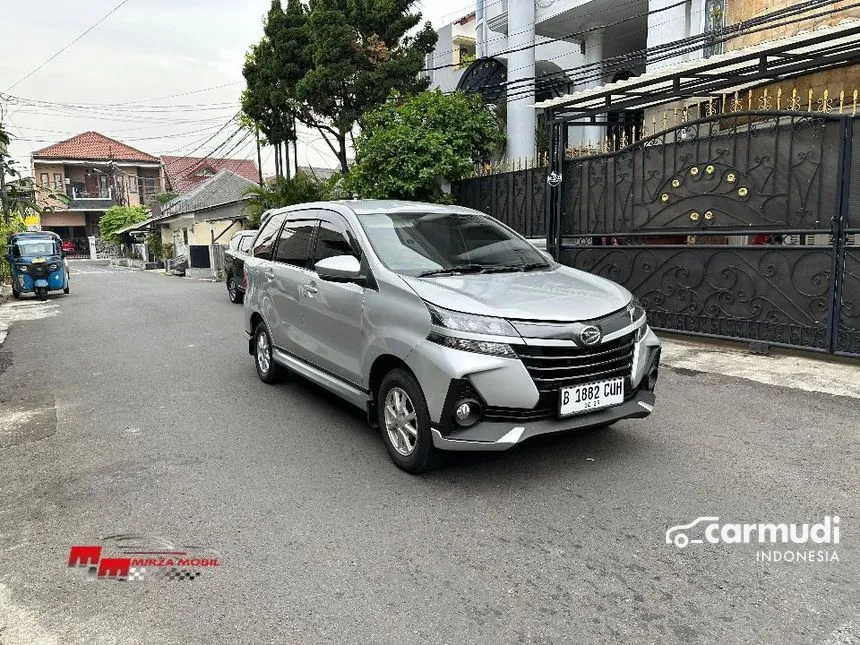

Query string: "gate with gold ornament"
[[551, 109, 860, 356]]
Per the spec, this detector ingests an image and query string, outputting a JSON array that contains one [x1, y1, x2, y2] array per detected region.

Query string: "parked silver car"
[[244, 201, 661, 473]]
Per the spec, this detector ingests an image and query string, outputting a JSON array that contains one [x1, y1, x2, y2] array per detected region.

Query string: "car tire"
[[11, 287, 20, 299], [377, 368, 439, 474], [63, 285, 70, 294], [254, 320, 285, 384], [37, 288, 47, 301], [227, 273, 243, 304]]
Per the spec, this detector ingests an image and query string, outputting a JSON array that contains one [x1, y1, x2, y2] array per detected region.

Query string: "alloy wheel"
[[228, 277, 237, 300], [383, 387, 418, 456], [256, 331, 271, 374]]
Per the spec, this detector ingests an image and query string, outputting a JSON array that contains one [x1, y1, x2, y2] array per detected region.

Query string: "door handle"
[[302, 283, 318, 296]]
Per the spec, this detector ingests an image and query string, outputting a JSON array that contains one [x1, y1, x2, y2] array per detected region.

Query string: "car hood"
[[400, 265, 630, 321]]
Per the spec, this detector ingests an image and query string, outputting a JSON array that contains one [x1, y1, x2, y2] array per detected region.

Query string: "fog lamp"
[[453, 398, 482, 428]]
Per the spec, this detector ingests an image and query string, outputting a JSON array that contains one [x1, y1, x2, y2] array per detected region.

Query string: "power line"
[[477, 0, 840, 103], [4, 0, 131, 92]]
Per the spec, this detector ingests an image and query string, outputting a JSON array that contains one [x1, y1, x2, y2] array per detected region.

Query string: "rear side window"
[[273, 220, 316, 268], [313, 219, 357, 264], [253, 214, 286, 260]]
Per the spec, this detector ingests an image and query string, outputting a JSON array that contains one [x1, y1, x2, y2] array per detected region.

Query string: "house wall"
[[726, 0, 860, 51], [190, 202, 249, 246], [32, 162, 64, 196]]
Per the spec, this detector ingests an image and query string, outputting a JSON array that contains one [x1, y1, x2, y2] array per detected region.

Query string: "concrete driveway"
[[0, 261, 857, 644]]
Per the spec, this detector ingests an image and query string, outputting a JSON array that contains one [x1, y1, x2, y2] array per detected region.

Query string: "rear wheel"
[[227, 273, 243, 303], [254, 321, 285, 384], [377, 368, 439, 474], [11, 287, 20, 299]]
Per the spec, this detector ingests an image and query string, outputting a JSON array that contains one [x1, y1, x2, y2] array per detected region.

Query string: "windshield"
[[357, 211, 550, 276], [12, 239, 60, 258]]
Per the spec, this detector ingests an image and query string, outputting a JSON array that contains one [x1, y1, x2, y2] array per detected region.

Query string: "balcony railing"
[[69, 186, 112, 200]]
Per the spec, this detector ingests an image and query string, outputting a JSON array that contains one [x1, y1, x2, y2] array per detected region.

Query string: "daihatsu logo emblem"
[[579, 325, 602, 346]]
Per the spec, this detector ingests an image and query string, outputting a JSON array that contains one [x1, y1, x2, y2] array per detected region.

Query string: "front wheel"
[[36, 287, 48, 301], [378, 368, 439, 474], [227, 273, 243, 303], [254, 321, 285, 384], [63, 284, 70, 294], [11, 287, 20, 299]]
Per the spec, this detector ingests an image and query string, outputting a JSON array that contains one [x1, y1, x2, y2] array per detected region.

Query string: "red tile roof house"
[[31, 131, 162, 249], [160, 156, 260, 194]]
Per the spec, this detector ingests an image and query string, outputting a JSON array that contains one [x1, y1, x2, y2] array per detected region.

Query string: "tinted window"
[[273, 220, 316, 267], [313, 219, 356, 264], [238, 235, 253, 253], [228, 234, 242, 251], [253, 214, 286, 260]]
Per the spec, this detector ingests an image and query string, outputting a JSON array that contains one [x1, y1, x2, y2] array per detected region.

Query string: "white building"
[[476, 0, 710, 160]]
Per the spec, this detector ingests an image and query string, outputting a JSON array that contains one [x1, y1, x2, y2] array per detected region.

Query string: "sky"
[[0, 0, 473, 178]]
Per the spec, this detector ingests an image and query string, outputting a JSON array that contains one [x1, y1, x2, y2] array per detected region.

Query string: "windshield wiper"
[[418, 264, 488, 277], [481, 262, 551, 273]]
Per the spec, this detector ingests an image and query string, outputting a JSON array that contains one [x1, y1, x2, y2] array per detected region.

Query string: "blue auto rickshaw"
[[7, 231, 70, 301]]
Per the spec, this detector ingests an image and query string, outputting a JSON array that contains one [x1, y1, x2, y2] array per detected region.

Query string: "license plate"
[[559, 377, 625, 417]]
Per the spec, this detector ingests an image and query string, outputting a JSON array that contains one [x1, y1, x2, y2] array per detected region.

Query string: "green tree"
[[243, 172, 325, 227], [1, 122, 68, 282], [242, 0, 436, 173], [99, 205, 148, 243], [347, 90, 505, 202]]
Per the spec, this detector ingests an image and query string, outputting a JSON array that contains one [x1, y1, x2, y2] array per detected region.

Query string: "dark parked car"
[[224, 230, 257, 303]]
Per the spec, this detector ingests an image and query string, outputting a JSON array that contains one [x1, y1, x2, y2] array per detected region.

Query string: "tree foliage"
[[241, 0, 437, 173], [2, 122, 68, 282], [347, 90, 506, 202], [99, 205, 148, 243], [243, 172, 326, 227]]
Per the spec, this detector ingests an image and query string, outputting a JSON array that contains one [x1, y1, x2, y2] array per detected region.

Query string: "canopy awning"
[[113, 216, 157, 236], [536, 19, 860, 118]]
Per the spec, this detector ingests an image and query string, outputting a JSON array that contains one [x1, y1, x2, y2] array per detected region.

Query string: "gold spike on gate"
[[777, 87, 782, 110], [632, 125, 638, 143], [721, 93, 728, 113], [661, 111, 669, 130], [840, 90, 845, 113], [790, 87, 800, 111], [747, 89, 753, 111], [808, 88, 814, 112], [854, 89, 858, 116]]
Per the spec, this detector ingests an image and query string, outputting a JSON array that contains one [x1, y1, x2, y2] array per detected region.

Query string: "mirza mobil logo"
[[68, 534, 221, 582], [665, 516, 840, 563]]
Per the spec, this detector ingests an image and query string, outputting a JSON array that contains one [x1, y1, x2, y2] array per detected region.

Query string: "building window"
[[53, 173, 63, 191], [40, 173, 49, 187], [704, 0, 725, 58]]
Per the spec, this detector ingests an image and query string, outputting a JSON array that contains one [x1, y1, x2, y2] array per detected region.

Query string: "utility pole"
[[255, 128, 264, 187], [293, 116, 299, 177]]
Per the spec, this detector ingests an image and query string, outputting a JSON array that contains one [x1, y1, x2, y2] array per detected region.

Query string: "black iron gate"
[[550, 111, 859, 357]]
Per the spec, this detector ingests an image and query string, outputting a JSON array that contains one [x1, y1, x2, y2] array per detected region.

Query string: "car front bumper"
[[431, 388, 655, 451]]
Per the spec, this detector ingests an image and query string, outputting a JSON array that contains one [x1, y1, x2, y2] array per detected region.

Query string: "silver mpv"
[[244, 201, 661, 473]]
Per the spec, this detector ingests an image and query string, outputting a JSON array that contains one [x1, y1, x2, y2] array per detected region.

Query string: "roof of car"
[[10, 231, 61, 240], [334, 200, 476, 216], [269, 200, 476, 217]]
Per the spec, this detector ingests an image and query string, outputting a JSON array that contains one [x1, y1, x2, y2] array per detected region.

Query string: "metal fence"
[[451, 111, 860, 358], [450, 166, 548, 238]]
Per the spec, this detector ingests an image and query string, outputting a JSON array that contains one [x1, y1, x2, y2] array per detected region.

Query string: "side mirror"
[[315, 254, 363, 283]]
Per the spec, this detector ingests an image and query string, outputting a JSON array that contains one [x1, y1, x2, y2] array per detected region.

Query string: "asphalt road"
[[0, 260, 857, 645]]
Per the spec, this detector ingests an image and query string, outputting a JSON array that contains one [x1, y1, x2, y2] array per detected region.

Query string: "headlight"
[[627, 297, 646, 324], [49, 263, 58, 271], [426, 303, 518, 336], [18, 264, 28, 273], [428, 332, 517, 359]]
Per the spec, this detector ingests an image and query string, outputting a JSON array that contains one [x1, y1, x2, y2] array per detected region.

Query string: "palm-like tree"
[[243, 172, 325, 227]]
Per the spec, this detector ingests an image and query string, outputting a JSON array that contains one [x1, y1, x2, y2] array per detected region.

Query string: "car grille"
[[27, 264, 49, 278], [512, 333, 635, 394]]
